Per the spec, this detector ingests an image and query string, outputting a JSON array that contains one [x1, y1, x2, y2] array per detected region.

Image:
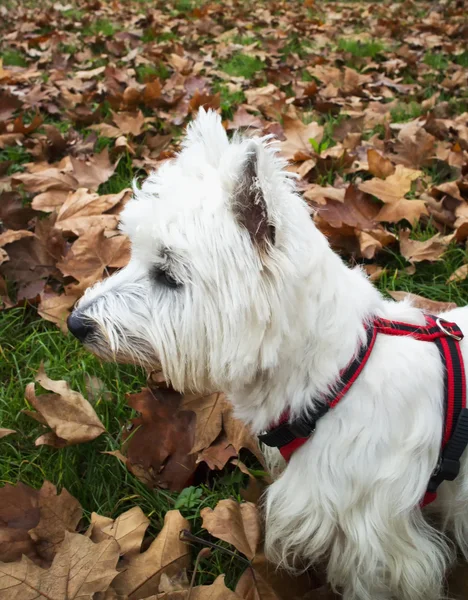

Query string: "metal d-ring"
[[436, 317, 463, 342]]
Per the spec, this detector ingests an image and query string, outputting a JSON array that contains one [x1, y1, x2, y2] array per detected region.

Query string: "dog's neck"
[[226, 240, 385, 433]]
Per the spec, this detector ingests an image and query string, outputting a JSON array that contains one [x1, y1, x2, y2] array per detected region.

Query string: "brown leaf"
[[0, 429, 15, 439], [28, 481, 82, 562], [111, 510, 190, 599], [156, 575, 242, 599], [31, 190, 69, 212], [24, 363, 106, 446], [57, 188, 130, 222], [57, 228, 130, 285], [358, 165, 421, 203], [12, 166, 78, 193], [38, 291, 80, 332], [448, 264, 468, 283], [0, 191, 35, 230], [376, 198, 429, 224], [88, 506, 149, 560], [201, 499, 260, 560], [112, 111, 146, 136], [197, 436, 237, 470], [399, 230, 452, 263], [181, 392, 224, 453], [123, 387, 197, 492], [367, 149, 395, 179], [0, 531, 119, 599], [222, 402, 265, 466], [0, 483, 40, 564], [70, 148, 119, 191], [280, 116, 323, 161], [314, 184, 380, 230], [387, 291, 457, 313], [0, 230, 34, 247]]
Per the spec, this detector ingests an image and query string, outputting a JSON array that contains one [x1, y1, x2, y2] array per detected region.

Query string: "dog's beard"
[[84, 324, 161, 371]]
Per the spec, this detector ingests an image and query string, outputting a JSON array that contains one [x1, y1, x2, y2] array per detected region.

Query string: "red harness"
[[258, 314, 468, 506]]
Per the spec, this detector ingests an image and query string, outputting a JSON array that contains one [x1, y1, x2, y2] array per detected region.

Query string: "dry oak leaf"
[[122, 386, 197, 492], [88, 506, 149, 560], [12, 166, 78, 194], [201, 499, 261, 560], [57, 228, 130, 285], [0, 531, 119, 600], [70, 148, 119, 192], [376, 198, 429, 224], [38, 291, 81, 333], [358, 165, 422, 204], [367, 148, 395, 179], [112, 111, 146, 136], [111, 510, 190, 600], [0, 482, 40, 564], [28, 481, 82, 562], [387, 291, 457, 314], [24, 363, 105, 446], [280, 116, 324, 162], [0, 428, 15, 438], [155, 575, 242, 599], [181, 392, 224, 453], [448, 264, 468, 283], [399, 230, 452, 264]]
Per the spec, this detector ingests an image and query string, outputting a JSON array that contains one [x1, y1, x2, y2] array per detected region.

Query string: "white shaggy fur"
[[73, 109, 468, 600]]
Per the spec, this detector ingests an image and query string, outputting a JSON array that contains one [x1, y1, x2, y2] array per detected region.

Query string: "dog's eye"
[[152, 267, 180, 289]]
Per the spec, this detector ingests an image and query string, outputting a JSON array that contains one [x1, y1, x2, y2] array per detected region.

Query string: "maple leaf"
[[367, 149, 395, 179], [387, 291, 457, 314], [0, 428, 15, 439], [38, 290, 81, 332], [157, 575, 243, 599], [28, 481, 82, 562], [70, 148, 120, 192], [358, 165, 422, 204], [111, 110, 146, 136], [87, 506, 149, 560], [122, 386, 197, 492], [24, 363, 106, 446], [280, 115, 324, 162], [0, 483, 40, 564], [201, 499, 260, 560], [111, 510, 190, 599], [57, 228, 130, 286], [0, 531, 119, 599], [399, 230, 452, 264]]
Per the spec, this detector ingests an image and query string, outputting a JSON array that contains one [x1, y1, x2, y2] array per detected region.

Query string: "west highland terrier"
[[68, 109, 468, 600]]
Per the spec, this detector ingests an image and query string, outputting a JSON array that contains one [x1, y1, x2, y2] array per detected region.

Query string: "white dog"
[[68, 109, 468, 600]]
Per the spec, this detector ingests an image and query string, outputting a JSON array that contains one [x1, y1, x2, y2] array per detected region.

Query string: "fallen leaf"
[[448, 264, 468, 283], [201, 499, 260, 560], [399, 230, 452, 263], [70, 148, 119, 192], [88, 506, 149, 560], [0, 429, 15, 439], [24, 363, 106, 446], [0, 531, 119, 599], [123, 387, 197, 492], [0, 483, 40, 564], [111, 510, 190, 599], [280, 115, 323, 161], [387, 291, 457, 313], [181, 392, 224, 453], [57, 228, 130, 285], [27, 481, 82, 562], [367, 148, 395, 179], [112, 111, 146, 136], [358, 165, 422, 204], [157, 575, 242, 599]]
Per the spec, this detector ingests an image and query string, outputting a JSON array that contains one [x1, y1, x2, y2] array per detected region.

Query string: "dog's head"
[[68, 109, 318, 392]]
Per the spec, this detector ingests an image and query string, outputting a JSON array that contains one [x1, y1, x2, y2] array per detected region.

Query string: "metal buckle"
[[436, 317, 463, 341]]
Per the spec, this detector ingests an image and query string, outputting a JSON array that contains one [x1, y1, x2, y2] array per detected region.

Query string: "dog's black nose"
[[67, 311, 93, 342]]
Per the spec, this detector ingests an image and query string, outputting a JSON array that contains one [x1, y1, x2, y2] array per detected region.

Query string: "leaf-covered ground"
[[1, 0, 468, 598]]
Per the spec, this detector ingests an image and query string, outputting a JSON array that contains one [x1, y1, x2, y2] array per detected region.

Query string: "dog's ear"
[[233, 144, 275, 248]]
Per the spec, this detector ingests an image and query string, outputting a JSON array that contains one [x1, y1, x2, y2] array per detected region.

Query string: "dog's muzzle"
[[67, 310, 95, 343]]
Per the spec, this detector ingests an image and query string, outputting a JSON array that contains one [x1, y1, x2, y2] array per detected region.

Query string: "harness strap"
[[258, 314, 467, 504]]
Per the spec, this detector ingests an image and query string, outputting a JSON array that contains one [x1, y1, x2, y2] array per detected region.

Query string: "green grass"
[[0, 145, 32, 175], [1, 48, 28, 67], [98, 152, 135, 195], [376, 246, 468, 306], [337, 38, 386, 58], [390, 101, 424, 123], [83, 18, 120, 37], [423, 52, 449, 71], [0, 306, 251, 584], [136, 63, 170, 82], [213, 83, 246, 119], [454, 50, 468, 68], [219, 53, 264, 79], [280, 35, 313, 59]]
